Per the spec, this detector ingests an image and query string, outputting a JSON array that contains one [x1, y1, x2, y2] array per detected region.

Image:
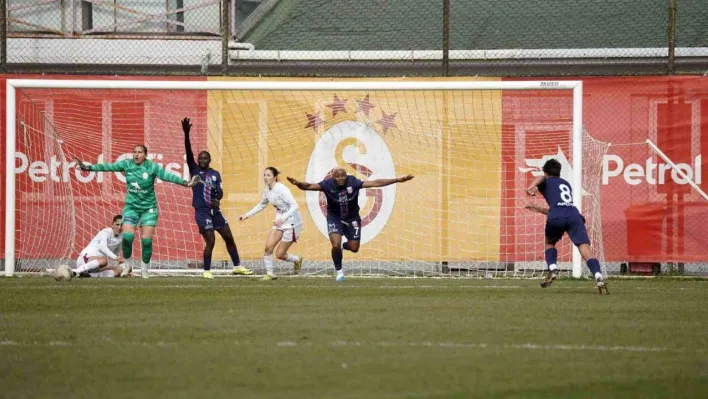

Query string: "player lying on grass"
[[525, 158, 609, 294], [72, 215, 127, 278], [182, 117, 253, 279], [75, 144, 201, 278], [288, 167, 414, 282], [240, 167, 304, 280]]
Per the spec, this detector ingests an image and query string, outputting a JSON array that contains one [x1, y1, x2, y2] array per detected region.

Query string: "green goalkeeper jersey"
[[89, 159, 186, 211]]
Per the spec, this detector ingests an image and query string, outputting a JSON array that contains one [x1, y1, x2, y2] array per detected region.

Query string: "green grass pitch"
[[1, 277, 707, 398]]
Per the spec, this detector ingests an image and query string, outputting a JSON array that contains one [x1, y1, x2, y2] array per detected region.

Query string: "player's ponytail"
[[265, 166, 280, 181]]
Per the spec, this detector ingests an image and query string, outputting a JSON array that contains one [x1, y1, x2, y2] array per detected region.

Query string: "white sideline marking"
[[0, 284, 524, 289], [0, 340, 71, 346], [0, 339, 696, 354], [1, 284, 704, 291], [317, 341, 674, 353], [285, 341, 695, 354]]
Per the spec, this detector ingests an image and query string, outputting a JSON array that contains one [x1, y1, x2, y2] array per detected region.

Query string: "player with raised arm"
[[75, 144, 201, 279], [525, 159, 609, 294], [240, 167, 304, 280], [182, 117, 252, 279], [72, 215, 126, 278], [288, 167, 414, 282]]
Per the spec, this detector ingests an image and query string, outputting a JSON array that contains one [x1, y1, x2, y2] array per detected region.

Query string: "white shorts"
[[89, 270, 117, 278], [76, 247, 103, 270], [276, 225, 302, 243]]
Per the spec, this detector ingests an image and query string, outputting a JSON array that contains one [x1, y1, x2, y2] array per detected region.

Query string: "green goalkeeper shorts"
[[122, 206, 159, 227]]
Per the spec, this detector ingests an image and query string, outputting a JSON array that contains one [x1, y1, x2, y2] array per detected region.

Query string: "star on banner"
[[356, 94, 375, 117], [326, 95, 347, 117], [377, 111, 397, 134], [305, 112, 324, 131]]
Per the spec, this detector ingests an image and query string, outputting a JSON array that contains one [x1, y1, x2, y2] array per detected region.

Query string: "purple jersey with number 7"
[[318, 175, 364, 221]]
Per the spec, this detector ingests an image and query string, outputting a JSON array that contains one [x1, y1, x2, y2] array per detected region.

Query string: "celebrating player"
[[525, 159, 609, 294], [183, 117, 252, 279], [288, 167, 414, 282], [75, 144, 201, 278], [72, 215, 126, 278], [240, 167, 304, 280]]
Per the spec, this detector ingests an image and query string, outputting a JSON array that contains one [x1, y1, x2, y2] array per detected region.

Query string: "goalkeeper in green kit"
[[75, 145, 201, 278]]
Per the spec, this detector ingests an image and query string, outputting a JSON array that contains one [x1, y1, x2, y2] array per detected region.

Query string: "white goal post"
[[4, 79, 585, 278]]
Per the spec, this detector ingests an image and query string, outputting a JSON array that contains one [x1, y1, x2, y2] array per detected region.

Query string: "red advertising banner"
[[1, 75, 707, 265], [505, 76, 708, 262], [0, 75, 207, 264]]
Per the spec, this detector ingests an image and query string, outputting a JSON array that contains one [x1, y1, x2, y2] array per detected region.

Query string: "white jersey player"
[[240, 167, 304, 280], [73, 215, 127, 278]]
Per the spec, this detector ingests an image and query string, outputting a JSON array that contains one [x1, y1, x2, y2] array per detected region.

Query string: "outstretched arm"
[[76, 158, 130, 172], [526, 175, 546, 196], [153, 163, 201, 187], [361, 174, 414, 188], [182, 117, 198, 173], [287, 176, 321, 191], [240, 192, 269, 221]]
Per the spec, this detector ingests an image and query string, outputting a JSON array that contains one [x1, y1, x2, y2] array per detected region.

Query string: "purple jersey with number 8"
[[539, 177, 589, 245]]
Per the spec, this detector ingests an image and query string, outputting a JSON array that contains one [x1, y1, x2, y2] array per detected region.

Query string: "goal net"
[[4, 80, 609, 278]]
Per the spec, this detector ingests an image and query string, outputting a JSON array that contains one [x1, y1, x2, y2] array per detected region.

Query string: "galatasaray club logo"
[[304, 95, 398, 244]]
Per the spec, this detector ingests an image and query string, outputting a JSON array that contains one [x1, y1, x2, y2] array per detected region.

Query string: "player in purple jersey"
[[526, 159, 608, 294], [182, 118, 253, 279], [288, 167, 414, 281]]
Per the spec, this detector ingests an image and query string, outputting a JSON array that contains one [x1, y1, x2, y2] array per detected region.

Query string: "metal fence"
[[1, 0, 706, 76]]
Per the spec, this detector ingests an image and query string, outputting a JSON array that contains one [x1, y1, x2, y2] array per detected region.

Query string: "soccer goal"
[[5, 79, 609, 278]]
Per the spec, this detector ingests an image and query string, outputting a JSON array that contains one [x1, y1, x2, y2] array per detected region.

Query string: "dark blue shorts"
[[545, 215, 590, 246], [195, 208, 228, 234], [326, 215, 362, 241]]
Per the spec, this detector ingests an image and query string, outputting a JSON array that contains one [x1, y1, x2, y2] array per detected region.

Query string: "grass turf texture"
[[1, 277, 707, 398]]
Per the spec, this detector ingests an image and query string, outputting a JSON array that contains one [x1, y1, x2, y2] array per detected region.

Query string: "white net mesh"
[[9, 84, 609, 277]]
